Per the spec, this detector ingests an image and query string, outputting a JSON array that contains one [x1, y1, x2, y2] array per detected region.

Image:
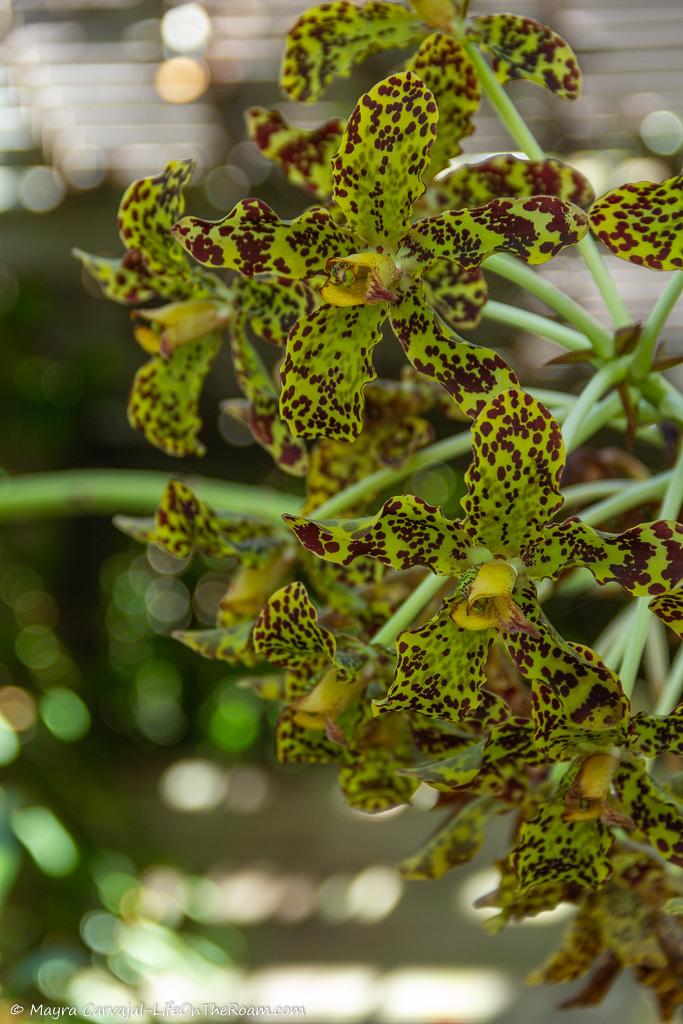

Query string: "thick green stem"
[[631, 271, 683, 379], [561, 360, 628, 452], [0, 470, 298, 525], [481, 300, 591, 352], [485, 254, 612, 356], [370, 572, 448, 647], [464, 38, 631, 331]]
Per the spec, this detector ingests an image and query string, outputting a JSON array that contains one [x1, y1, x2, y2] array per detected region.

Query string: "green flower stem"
[[618, 441, 683, 697], [655, 644, 683, 716], [561, 478, 642, 508], [655, 378, 683, 427], [309, 431, 474, 517], [481, 300, 591, 352], [0, 470, 299, 525], [370, 572, 448, 648], [631, 271, 683, 379], [463, 40, 544, 160], [464, 38, 631, 332], [579, 470, 672, 526], [561, 360, 629, 453], [619, 599, 652, 699], [485, 254, 612, 357]]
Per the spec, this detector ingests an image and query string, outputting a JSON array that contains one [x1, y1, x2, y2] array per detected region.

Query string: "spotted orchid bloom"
[[281, 0, 583, 115], [404, 698, 683, 890], [253, 582, 418, 811], [246, 104, 595, 334], [175, 72, 587, 441], [115, 480, 296, 666], [75, 160, 313, 460], [589, 174, 683, 272], [525, 847, 683, 1020], [284, 388, 683, 747]]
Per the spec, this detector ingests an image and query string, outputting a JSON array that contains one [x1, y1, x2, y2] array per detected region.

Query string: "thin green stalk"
[[527, 388, 576, 408], [561, 360, 629, 452], [618, 441, 683, 697], [579, 471, 672, 526], [561, 478, 641, 509], [575, 235, 632, 329], [485, 254, 612, 356], [656, 645, 683, 716], [645, 616, 670, 692], [619, 599, 653, 698], [463, 40, 544, 159], [481, 300, 591, 352], [631, 271, 683, 378], [0, 470, 298, 525], [464, 38, 631, 331], [310, 431, 473, 517], [571, 391, 623, 450], [370, 572, 448, 647]]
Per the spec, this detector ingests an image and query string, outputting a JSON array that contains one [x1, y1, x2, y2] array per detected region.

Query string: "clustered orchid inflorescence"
[[76, 0, 683, 1016]]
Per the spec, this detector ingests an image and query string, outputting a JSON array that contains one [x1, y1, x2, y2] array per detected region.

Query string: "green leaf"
[[589, 176, 683, 271], [512, 794, 612, 893], [614, 757, 683, 867], [377, 597, 494, 720], [245, 106, 342, 199], [405, 33, 480, 179], [399, 195, 588, 270], [253, 581, 337, 672], [630, 706, 683, 757], [174, 200, 351, 278], [225, 318, 309, 477], [466, 14, 582, 99], [127, 332, 221, 457], [522, 519, 683, 596], [73, 250, 156, 306], [280, 0, 425, 102], [400, 797, 499, 879], [423, 155, 595, 214], [462, 388, 565, 557], [331, 71, 437, 245], [422, 262, 488, 330], [284, 493, 470, 575], [389, 281, 518, 417], [279, 302, 386, 441]]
